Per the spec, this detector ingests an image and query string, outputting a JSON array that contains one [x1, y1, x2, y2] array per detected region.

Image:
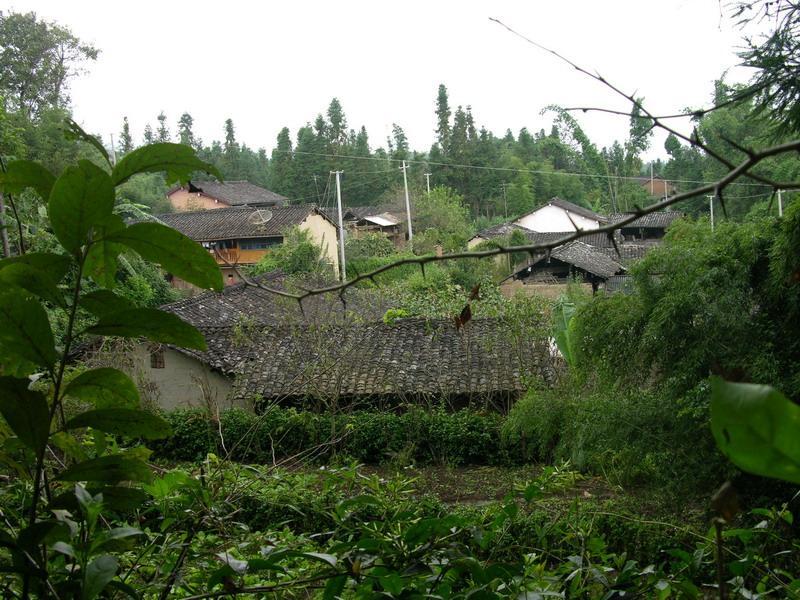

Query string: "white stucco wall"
[[514, 204, 600, 232]]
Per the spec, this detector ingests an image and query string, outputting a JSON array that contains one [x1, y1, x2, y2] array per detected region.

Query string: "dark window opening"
[[150, 347, 165, 369]]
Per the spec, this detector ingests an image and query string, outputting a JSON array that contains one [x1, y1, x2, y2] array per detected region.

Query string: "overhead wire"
[[272, 147, 774, 189]]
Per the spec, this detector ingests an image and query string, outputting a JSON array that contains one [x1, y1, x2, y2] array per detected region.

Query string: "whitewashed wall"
[[514, 204, 600, 232]]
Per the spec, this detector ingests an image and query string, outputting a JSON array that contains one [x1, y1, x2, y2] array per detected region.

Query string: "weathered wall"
[[299, 213, 340, 273], [168, 189, 229, 211], [515, 204, 600, 233], [127, 345, 244, 412]]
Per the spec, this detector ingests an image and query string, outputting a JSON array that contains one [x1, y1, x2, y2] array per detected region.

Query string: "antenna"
[[248, 208, 273, 226]]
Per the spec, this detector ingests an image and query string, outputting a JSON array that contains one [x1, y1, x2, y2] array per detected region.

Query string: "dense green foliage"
[[153, 407, 512, 466], [251, 226, 333, 277]]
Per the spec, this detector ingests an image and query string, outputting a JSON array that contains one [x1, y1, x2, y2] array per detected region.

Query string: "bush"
[[151, 407, 519, 466]]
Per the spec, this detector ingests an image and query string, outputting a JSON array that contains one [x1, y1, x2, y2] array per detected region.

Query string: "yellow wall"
[[169, 189, 229, 211], [299, 213, 340, 274]]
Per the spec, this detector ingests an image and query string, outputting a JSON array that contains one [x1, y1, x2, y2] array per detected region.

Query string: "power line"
[[272, 147, 772, 188]]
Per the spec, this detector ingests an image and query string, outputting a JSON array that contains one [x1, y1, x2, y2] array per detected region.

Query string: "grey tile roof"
[[474, 222, 532, 240], [173, 181, 288, 207], [160, 272, 397, 329], [598, 243, 659, 263], [530, 241, 625, 279], [231, 318, 552, 402], [608, 211, 684, 229], [154, 205, 328, 241]]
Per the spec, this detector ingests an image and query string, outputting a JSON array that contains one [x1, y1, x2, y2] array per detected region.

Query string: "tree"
[[0, 11, 98, 117], [736, 0, 800, 136], [270, 127, 294, 195], [177, 111, 199, 149], [326, 98, 348, 148], [119, 116, 133, 154], [156, 111, 170, 142], [142, 123, 154, 145], [435, 83, 451, 152], [412, 185, 472, 252]]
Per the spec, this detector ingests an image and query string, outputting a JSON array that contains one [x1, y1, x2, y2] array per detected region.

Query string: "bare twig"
[[488, 18, 793, 191], [223, 141, 800, 303]]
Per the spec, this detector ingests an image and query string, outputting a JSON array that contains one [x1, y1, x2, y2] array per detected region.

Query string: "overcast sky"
[[8, 0, 760, 161]]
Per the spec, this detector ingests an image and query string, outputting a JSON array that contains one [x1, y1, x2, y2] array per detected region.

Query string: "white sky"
[[7, 0, 759, 161]]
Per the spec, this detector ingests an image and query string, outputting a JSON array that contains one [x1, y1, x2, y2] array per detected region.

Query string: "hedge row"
[[150, 407, 523, 466]]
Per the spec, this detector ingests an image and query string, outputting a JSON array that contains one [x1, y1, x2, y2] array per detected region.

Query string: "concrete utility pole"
[[110, 134, 117, 166], [401, 160, 413, 241], [0, 191, 10, 258], [332, 170, 346, 281], [500, 183, 508, 218], [424, 172, 432, 194], [778, 188, 784, 217], [707, 194, 715, 230]]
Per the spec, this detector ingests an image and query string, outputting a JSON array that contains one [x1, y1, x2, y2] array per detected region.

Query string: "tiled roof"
[[160, 271, 397, 328], [171, 181, 288, 207], [528, 241, 625, 279], [473, 222, 532, 240], [232, 318, 553, 402], [608, 211, 684, 229], [598, 243, 658, 263], [154, 206, 327, 241]]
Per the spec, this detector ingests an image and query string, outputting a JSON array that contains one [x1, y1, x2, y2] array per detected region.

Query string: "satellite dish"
[[248, 209, 273, 226]]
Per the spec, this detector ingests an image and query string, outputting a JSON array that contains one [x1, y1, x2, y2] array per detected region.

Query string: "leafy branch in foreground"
[[230, 140, 800, 303], [0, 124, 223, 599]]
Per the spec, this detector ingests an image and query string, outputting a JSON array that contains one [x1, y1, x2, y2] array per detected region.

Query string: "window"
[[240, 237, 282, 250], [150, 347, 165, 369]]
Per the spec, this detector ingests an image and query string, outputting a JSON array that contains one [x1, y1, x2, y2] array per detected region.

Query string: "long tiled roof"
[[160, 272, 396, 328], [171, 181, 288, 207], [532, 241, 625, 278], [608, 211, 684, 228], [155, 206, 327, 240], [232, 318, 552, 402]]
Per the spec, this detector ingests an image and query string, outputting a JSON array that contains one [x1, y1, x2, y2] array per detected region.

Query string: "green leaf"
[[0, 264, 65, 307], [0, 290, 58, 367], [58, 455, 153, 484], [91, 527, 142, 553], [111, 143, 222, 186], [80, 290, 135, 319], [711, 377, 800, 484], [48, 160, 115, 254], [0, 252, 72, 284], [86, 308, 206, 350], [300, 552, 338, 568], [105, 222, 223, 291], [0, 160, 56, 199], [83, 554, 118, 600], [84, 214, 126, 288], [67, 409, 171, 440], [63, 368, 139, 409], [64, 118, 111, 166], [0, 378, 50, 454], [552, 299, 577, 368], [50, 432, 89, 462], [324, 574, 347, 600]]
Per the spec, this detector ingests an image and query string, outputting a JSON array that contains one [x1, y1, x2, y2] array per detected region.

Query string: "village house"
[[167, 180, 288, 212], [156, 205, 340, 286], [81, 279, 553, 412], [502, 241, 626, 298], [608, 211, 684, 242], [512, 197, 605, 232], [324, 204, 408, 249], [636, 175, 676, 199]]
